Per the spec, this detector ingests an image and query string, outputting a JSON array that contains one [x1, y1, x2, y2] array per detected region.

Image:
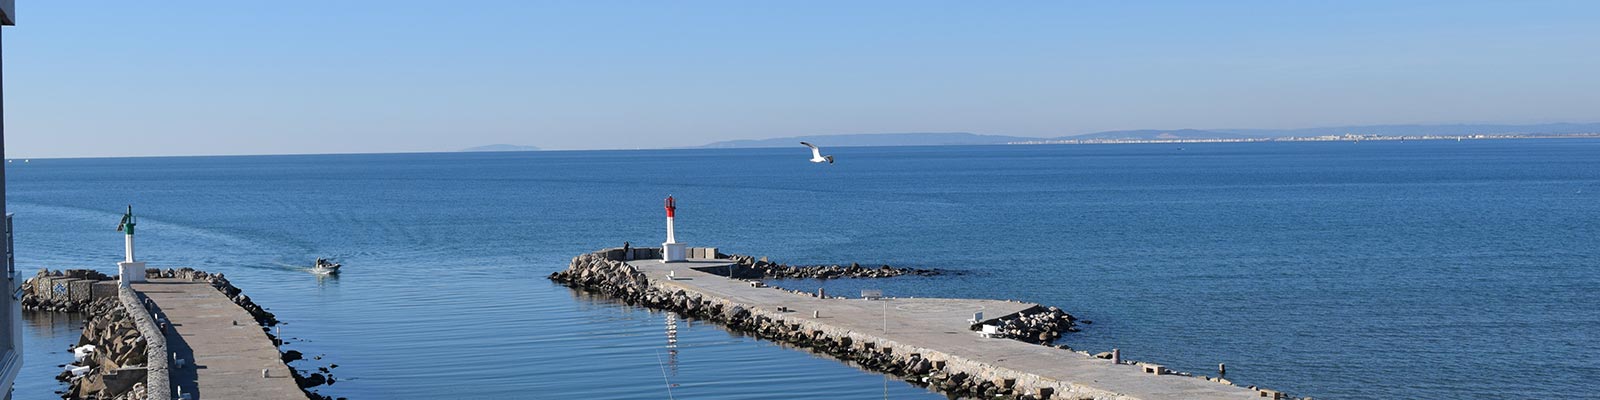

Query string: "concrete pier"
[[131, 278, 304, 399], [563, 251, 1276, 399]]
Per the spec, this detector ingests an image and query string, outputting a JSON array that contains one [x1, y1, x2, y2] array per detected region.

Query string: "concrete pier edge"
[[119, 286, 171, 400]]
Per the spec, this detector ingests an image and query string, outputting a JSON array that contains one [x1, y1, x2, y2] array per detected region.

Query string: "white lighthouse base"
[[663, 242, 688, 262], [118, 261, 147, 287]]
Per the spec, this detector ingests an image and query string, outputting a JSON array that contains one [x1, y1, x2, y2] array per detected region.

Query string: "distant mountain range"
[[462, 144, 541, 152], [696, 123, 1600, 147]]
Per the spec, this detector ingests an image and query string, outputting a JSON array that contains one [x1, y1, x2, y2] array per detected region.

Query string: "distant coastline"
[[700, 123, 1600, 149], [13, 127, 1600, 160], [1010, 133, 1600, 145]]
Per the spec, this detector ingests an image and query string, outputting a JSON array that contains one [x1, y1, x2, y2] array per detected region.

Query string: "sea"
[[6, 139, 1598, 399]]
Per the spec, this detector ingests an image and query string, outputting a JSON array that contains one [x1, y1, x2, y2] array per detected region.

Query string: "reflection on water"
[[660, 312, 681, 397], [17, 311, 87, 397], [23, 310, 83, 335], [313, 272, 340, 287], [664, 312, 679, 378]]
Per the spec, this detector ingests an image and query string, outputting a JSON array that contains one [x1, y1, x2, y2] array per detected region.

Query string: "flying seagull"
[[800, 142, 834, 164]]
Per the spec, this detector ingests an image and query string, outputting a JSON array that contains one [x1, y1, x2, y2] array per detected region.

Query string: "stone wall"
[[20, 269, 117, 312], [610, 246, 718, 261], [122, 286, 170, 400]]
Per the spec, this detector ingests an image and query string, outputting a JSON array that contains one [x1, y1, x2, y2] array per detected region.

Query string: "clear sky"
[[4, 1, 1598, 158]]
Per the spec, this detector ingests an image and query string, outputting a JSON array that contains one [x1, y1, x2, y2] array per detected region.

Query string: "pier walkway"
[[627, 258, 1262, 400], [132, 278, 304, 400]]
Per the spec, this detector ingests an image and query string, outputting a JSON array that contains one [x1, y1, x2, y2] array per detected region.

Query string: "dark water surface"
[[6, 140, 1598, 399]]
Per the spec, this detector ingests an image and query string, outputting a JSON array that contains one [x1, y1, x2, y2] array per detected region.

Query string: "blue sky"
[[4, 1, 1598, 157]]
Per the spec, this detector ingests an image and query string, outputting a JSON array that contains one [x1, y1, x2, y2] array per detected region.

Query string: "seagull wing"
[[801, 142, 823, 159]]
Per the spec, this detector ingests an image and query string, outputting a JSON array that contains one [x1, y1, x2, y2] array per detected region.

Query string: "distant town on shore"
[[695, 122, 1600, 148], [1012, 132, 1600, 145], [465, 122, 1600, 152]]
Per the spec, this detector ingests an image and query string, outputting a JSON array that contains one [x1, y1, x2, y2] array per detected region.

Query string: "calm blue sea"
[[6, 140, 1599, 399]]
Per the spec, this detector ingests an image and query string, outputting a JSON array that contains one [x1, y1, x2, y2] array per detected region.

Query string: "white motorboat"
[[313, 258, 341, 275]]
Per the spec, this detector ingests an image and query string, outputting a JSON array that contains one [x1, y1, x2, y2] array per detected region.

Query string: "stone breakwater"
[[140, 268, 338, 399], [32, 268, 336, 400], [550, 251, 1066, 399], [718, 254, 945, 279], [17, 269, 154, 400], [56, 297, 151, 400], [552, 249, 1302, 400]]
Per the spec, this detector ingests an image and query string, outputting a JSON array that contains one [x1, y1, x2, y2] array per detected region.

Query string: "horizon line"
[[11, 135, 1600, 161]]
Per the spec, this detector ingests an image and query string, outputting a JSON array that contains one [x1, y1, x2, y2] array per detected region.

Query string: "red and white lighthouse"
[[662, 196, 687, 262]]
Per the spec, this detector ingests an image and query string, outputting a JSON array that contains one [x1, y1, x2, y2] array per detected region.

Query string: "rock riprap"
[[56, 297, 149, 400], [717, 254, 945, 279], [972, 306, 1080, 346]]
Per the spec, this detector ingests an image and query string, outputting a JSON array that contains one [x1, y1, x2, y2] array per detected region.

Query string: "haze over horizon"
[[5, 1, 1600, 158]]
